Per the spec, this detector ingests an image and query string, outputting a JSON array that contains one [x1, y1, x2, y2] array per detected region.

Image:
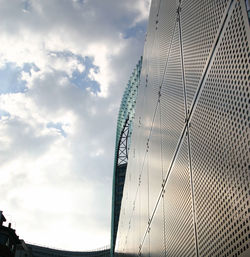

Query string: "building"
[[0, 212, 110, 257], [1, 0, 250, 256], [15, 244, 110, 257], [25, 245, 110, 257], [114, 0, 250, 256], [111, 58, 142, 256], [0, 212, 20, 257]]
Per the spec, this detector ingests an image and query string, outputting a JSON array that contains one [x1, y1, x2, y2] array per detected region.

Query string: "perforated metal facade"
[[115, 0, 250, 256]]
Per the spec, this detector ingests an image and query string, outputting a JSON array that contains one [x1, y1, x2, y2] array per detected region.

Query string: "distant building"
[[26, 245, 110, 257], [0, 211, 110, 257], [110, 58, 142, 256]]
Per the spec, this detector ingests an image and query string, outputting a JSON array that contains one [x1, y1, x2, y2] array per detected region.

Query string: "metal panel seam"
[[178, 2, 199, 256]]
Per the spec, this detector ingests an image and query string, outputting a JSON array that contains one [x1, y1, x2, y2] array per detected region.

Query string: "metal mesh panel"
[[157, 0, 178, 77], [148, 105, 163, 215], [139, 152, 149, 250], [132, 197, 141, 256], [141, 0, 161, 139], [115, 133, 140, 255], [115, 0, 250, 256], [149, 198, 165, 257], [189, 1, 250, 256], [160, 19, 186, 177], [127, 211, 137, 256], [164, 137, 196, 257], [144, 0, 161, 67], [129, 122, 146, 201], [132, 0, 159, 184], [181, 0, 230, 109], [141, 233, 150, 257], [128, 181, 141, 256], [142, 59, 159, 146], [115, 191, 127, 253]]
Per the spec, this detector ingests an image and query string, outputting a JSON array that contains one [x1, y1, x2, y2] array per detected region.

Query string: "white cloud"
[[47, 53, 86, 78], [0, 0, 150, 251], [126, 0, 151, 24]]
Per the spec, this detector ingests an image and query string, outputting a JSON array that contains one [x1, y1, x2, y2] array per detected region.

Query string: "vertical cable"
[[178, 1, 199, 256]]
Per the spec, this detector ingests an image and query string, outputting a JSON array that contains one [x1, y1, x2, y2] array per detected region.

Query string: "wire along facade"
[[111, 58, 142, 256], [115, 0, 250, 256]]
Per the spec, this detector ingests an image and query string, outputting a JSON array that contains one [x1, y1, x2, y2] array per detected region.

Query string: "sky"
[[0, 0, 150, 251]]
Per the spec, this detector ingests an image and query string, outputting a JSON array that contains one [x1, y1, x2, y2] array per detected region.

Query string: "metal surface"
[[189, 1, 250, 256], [164, 137, 196, 257], [115, 0, 250, 256], [160, 16, 186, 179], [111, 59, 142, 255], [148, 106, 163, 216], [140, 233, 150, 257], [149, 198, 165, 257], [181, 0, 231, 110]]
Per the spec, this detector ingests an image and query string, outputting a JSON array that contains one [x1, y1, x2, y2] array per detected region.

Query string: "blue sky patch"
[[0, 63, 27, 94], [0, 109, 10, 119], [21, 0, 31, 12], [70, 56, 100, 94], [49, 51, 101, 94], [122, 22, 147, 39], [23, 63, 40, 75], [47, 122, 67, 137], [0, 62, 39, 95]]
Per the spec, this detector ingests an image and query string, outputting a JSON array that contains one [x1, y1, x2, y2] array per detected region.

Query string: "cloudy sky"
[[0, 0, 150, 251]]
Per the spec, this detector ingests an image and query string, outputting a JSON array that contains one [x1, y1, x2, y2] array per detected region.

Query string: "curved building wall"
[[115, 0, 250, 256], [27, 244, 110, 257], [111, 58, 142, 255]]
